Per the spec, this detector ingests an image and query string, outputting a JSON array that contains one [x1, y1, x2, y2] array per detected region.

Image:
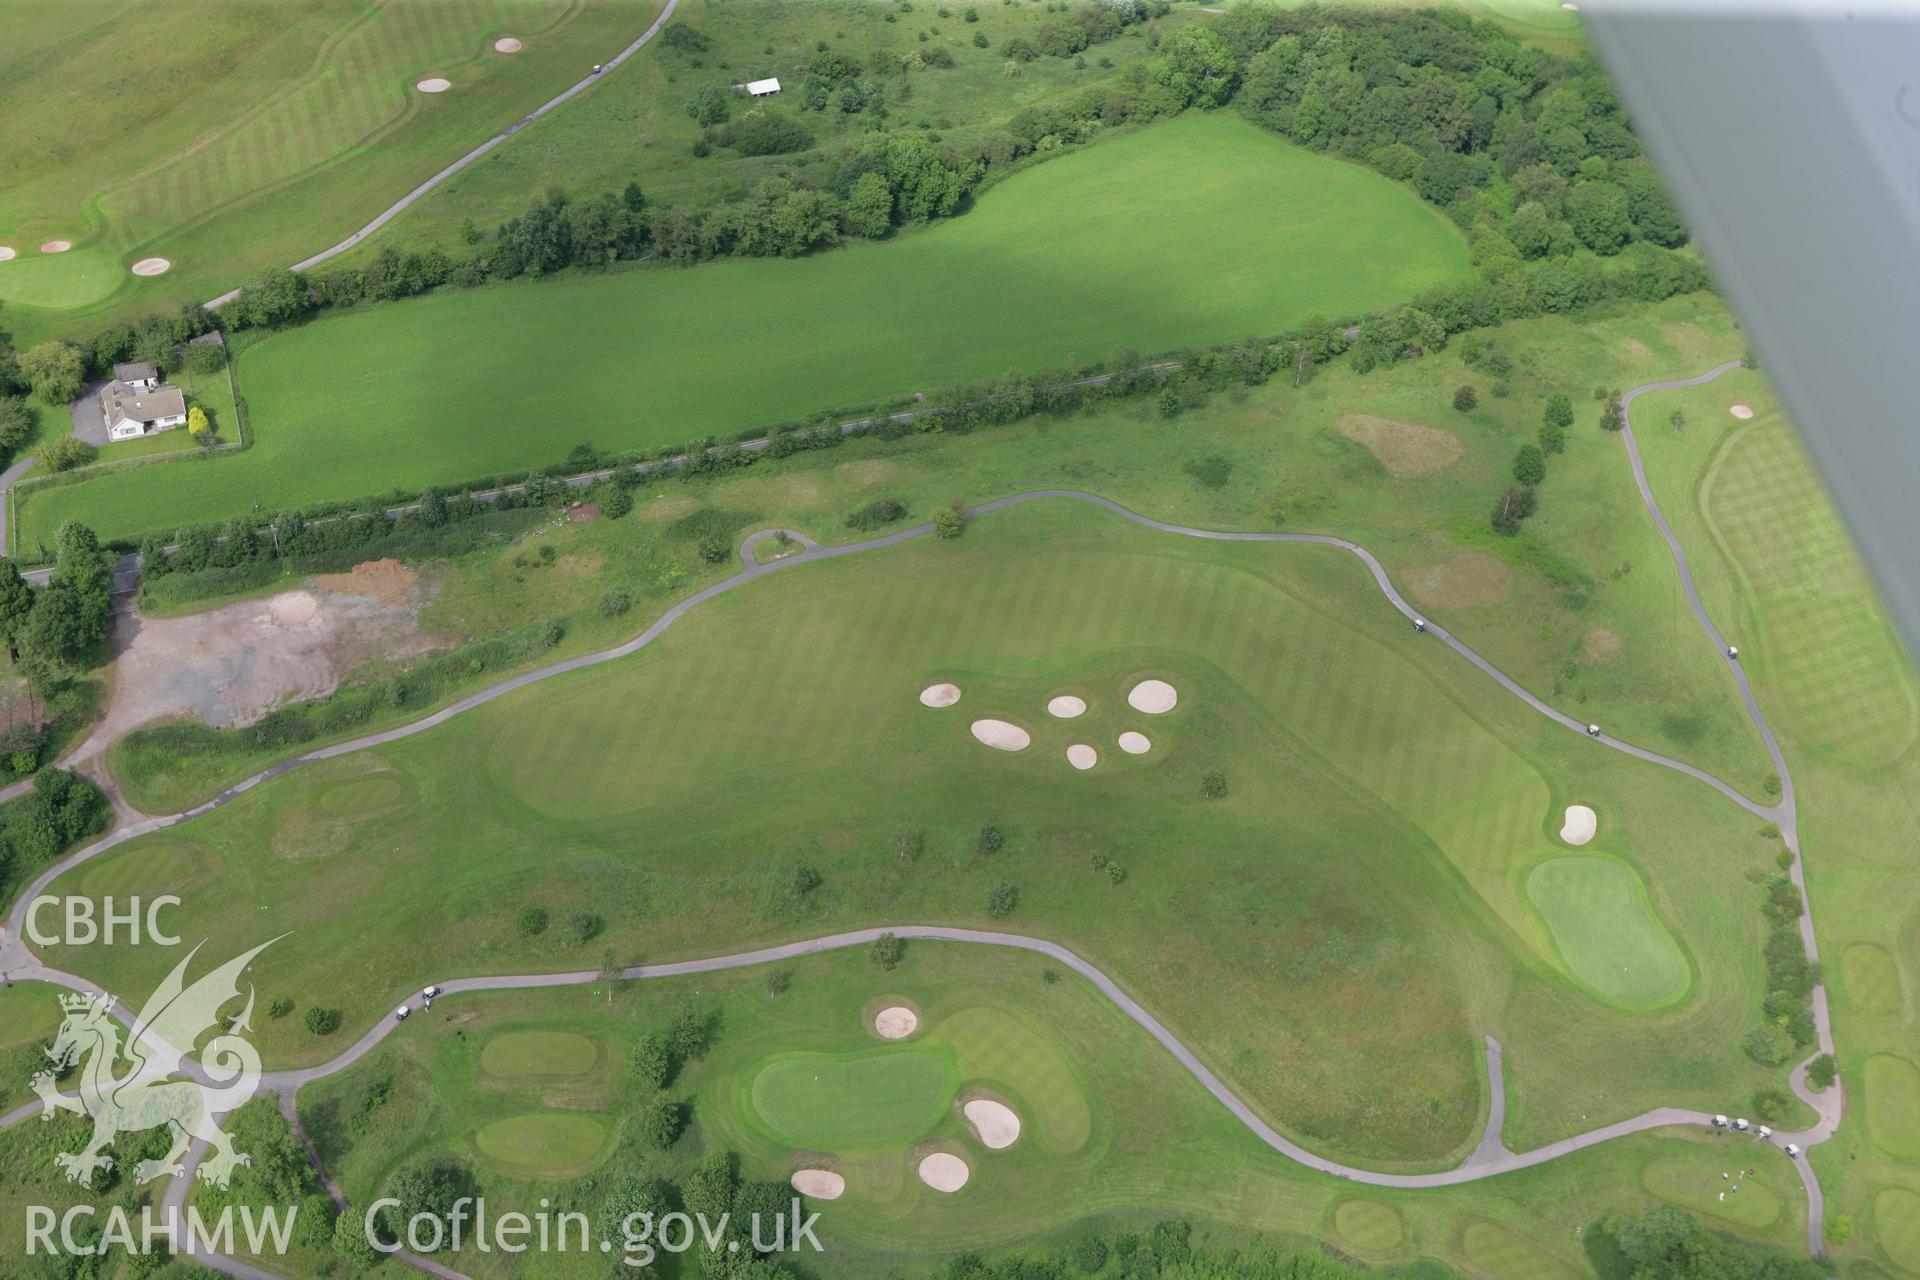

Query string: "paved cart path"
[[0, 364, 1840, 1274]]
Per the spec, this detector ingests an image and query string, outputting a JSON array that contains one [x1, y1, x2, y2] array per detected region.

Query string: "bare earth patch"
[[1580, 627, 1622, 665], [1337, 414, 1463, 479], [835, 459, 896, 487], [1622, 338, 1650, 358], [1405, 552, 1513, 610], [73, 564, 439, 763], [567, 503, 600, 523], [639, 494, 701, 523]]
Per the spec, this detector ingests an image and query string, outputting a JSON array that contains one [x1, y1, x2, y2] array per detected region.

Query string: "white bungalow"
[[746, 77, 781, 96], [102, 380, 187, 441]]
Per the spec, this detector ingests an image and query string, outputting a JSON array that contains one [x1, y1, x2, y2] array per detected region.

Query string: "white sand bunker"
[[1066, 744, 1097, 770], [918, 1152, 970, 1192], [963, 1099, 1022, 1149], [971, 719, 1030, 751], [1562, 2, 1578, 10], [0, 247, 15, 261], [494, 36, 523, 52], [417, 77, 452, 93], [874, 1006, 918, 1039], [919, 682, 962, 707], [1117, 731, 1151, 755], [40, 240, 72, 253], [790, 1169, 844, 1200], [1560, 804, 1598, 846], [1046, 695, 1086, 718], [1730, 404, 1754, 420], [1127, 679, 1178, 714], [130, 257, 171, 276]]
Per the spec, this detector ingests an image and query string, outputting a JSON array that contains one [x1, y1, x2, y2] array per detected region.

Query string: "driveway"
[[69, 378, 110, 446]]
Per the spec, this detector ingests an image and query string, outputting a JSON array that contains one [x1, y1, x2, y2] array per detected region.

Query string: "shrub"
[[846, 498, 908, 530], [932, 505, 964, 539], [40, 436, 98, 473], [698, 534, 731, 563], [1539, 421, 1566, 454], [639, 1098, 686, 1149], [985, 879, 1019, 917], [1598, 392, 1624, 431], [631, 1033, 673, 1088], [304, 1007, 341, 1036], [976, 823, 1003, 855], [267, 998, 294, 1019], [791, 864, 822, 895], [1200, 768, 1227, 799], [566, 911, 603, 943], [1742, 1024, 1793, 1066], [669, 1002, 707, 1060], [871, 931, 905, 969], [765, 968, 791, 998], [1749, 1085, 1793, 1124], [895, 830, 924, 861], [1183, 454, 1233, 489], [1490, 485, 1538, 535], [1543, 393, 1575, 429], [1513, 444, 1547, 485], [1453, 384, 1477, 412], [1825, 1214, 1854, 1246], [731, 111, 814, 156], [540, 618, 566, 648], [516, 905, 549, 936], [598, 485, 634, 518], [599, 589, 633, 618], [1807, 1052, 1838, 1089]]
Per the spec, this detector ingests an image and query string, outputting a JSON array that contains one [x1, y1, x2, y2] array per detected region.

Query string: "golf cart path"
[[0, 364, 1839, 1268], [201, 0, 683, 311]]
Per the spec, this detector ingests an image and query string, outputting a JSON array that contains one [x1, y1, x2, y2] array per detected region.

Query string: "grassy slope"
[[47, 496, 1777, 1167], [17, 111, 1469, 549], [0, 0, 659, 336], [1625, 374, 1920, 1275], [288, 946, 1806, 1279]]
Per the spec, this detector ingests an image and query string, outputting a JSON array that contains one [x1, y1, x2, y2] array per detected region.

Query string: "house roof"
[[113, 361, 158, 382], [102, 380, 185, 425], [746, 77, 781, 94]]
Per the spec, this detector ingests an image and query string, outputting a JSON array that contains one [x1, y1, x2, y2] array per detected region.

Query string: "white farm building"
[[745, 77, 781, 96]]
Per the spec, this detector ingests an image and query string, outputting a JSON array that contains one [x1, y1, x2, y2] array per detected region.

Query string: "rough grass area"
[[1334, 1199, 1406, 1252], [1461, 1221, 1582, 1280], [44, 499, 1773, 1164], [1842, 944, 1902, 1016], [1337, 413, 1465, 479], [21, 112, 1468, 547], [479, 1029, 600, 1078], [1525, 856, 1690, 1007], [472, 1112, 609, 1177], [1864, 1055, 1920, 1158]]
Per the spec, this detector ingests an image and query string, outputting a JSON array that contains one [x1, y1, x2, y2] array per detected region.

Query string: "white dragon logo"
[[34, 938, 278, 1189]]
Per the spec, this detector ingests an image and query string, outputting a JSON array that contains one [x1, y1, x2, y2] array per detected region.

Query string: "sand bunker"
[[971, 719, 1031, 751], [790, 1169, 844, 1199], [1046, 695, 1087, 718], [1407, 552, 1512, 610], [1127, 679, 1178, 714], [130, 257, 171, 276], [874, 1006, 918, 1039], [963, 1099, 1022, 1149], [1338, 413, 1463, 479], [1730, 404, 1754, 420], [1066, 744, 1097, 770], [494, 36, 523, 52], [1560, 805, 1598, 846], [919, 682, 962, 708], [918, 1152, 970, 1192], [1117, 731, 1151, 755], [417, 77, 452, 93], [40, 240, 72, 253], [0, 247, 15, 261]]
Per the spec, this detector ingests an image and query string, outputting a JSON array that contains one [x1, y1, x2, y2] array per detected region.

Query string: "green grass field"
[[1875, 1187, 1920, 1272], [749, 1048, 960, 1147], [1525, 856, 1690, 1007], [479, 1029, 601, 1077], [1334, 1198, 1407, 1253], [45, 494, 1777, 1164], [1640, 1146, 1785, 1229], [1461, 1221, 1582, 1280], [472, 1111, 610, 1177], [1865, 1056, 1920, 1159], [18, 112, 1469, 550], [1843, 944, 1903, 1016], [0, 0, 661, 333]]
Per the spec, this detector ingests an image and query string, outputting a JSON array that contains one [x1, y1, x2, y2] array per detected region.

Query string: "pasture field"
[[17, 112, 1471, 550], [49, 496, 1781, 1165], [0, 0, 662, 335], [290, 945, 1802, 1278], [103, 295, 1773, 815], [1627, 374, 1920, 1269]]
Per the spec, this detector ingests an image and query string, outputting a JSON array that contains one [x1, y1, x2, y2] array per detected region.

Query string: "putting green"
[[1462, 1222, 1581, 1280], [1875, 1187, 1920, 1272], [1844, 944, 1903, 1015], [1640, 1152, 1781, 1227], [1335, 1199, 1405, 1252], [749, 1049, 958, 1149], [0, 248, 122, 309], [931, 1006, 1092, 1153], [479, 1030, 599, 1078], [77, 841, 197, 899], [1525, 857, 1689, 1006], [472, 1112, 607, 1176], [316, 774, 405, 816], [1865, 1055, 1920, 1157], [0, 982, 62, 1048]]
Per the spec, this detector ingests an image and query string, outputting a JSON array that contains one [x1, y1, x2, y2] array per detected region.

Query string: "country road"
[[0, 363, 1840, 1275]]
